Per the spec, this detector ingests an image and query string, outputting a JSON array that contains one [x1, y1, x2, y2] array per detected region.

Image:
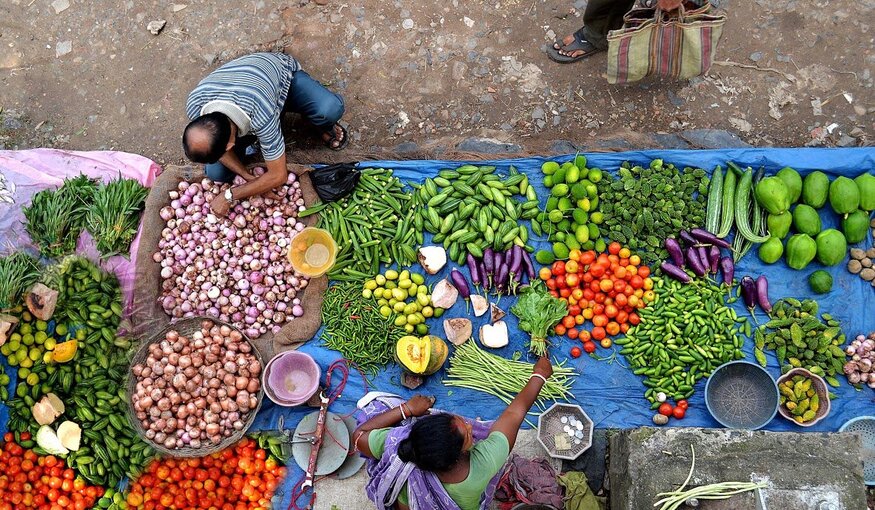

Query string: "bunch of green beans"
[[86, 176, 149, 259], [615, 276, 749, 407], [443, 341, 576, 411], [300, 169, 421, 281], [321, 281, 407, 374], [23, 174, 97, 259]]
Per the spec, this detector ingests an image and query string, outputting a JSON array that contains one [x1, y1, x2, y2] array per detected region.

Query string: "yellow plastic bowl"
[[288, 227, 337, 277]]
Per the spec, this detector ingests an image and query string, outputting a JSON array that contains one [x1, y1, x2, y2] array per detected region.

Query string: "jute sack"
[[132, 164, 326, 359]]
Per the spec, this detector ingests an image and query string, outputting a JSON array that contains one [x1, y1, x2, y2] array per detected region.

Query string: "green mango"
[[828, 176, 860, 216], [575, 224, 590, 244], [542, 161, 559, 175], [802, 171, 829, 208], [785, 234, 817, 270], [551, 183, 569, 197], [565, 166, 580, 184], [758, 237, 784, 264], [842, 209, 869, 244], [777, 167, 803, 203], [572, 208, 589, 225], [815, 229, 847, 266], [755, 176, 791, 214], [808, 270, 833, 294], [792, 204, 822, 237], [552, 242, 570, 260], [854, 172, 875, 211], [767, 212, 793, 239]]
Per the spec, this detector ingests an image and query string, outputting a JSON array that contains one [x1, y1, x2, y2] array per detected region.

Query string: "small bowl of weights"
[[776, 368, 830, 427]]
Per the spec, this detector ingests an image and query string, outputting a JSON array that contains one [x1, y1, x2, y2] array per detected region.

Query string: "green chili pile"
[[321, 281, 407, 374], [86, 177, 149, 259], [23, 174, 97, 259], [300, 169, 420, 281], [443, 340, 575, 410], [616, 276, 748, 407]]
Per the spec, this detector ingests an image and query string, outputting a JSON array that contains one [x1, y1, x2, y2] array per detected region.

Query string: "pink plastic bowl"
[[264, 351, 321, 405]]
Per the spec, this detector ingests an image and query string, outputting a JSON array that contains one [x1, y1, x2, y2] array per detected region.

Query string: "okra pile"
[[303, 168, 420, 280], [754, 298, 846, 387], [616, 276, 748, 406], [416, 164, 538, 265]]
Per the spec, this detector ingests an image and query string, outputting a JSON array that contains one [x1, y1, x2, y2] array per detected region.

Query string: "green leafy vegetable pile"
[[511, 281, 567, 356]]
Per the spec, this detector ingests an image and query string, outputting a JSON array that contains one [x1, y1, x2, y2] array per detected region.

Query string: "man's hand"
[[533, 356, 553, 380], [404, 395, 435, 417], [264, 190, 283, 201], [210, 193, 232, 217]]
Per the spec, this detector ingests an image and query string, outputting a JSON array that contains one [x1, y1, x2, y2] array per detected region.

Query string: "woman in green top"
[[354, 356, 554, 510]]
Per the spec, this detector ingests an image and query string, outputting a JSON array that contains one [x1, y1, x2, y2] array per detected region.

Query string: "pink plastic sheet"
[[0, 149, 160, 314]]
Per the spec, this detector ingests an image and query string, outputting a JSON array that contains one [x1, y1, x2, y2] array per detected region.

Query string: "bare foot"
[[321, 124, 346, 149]]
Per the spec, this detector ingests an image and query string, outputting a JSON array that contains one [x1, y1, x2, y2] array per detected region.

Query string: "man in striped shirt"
[[183, 52, 346, 216]]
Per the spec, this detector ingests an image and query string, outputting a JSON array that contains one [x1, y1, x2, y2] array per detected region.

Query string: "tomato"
[[554, 324, 567, 335], [589, 264, 605, 278], [591, 327, 606, 341], [613, 280, 626, 293], [593, 292, 606, 304], [620, 323, 630, 333], [614, 293, 628, 308], [643, 290, 656, 302], [613, 266, 627, 279], [561, 315, 576, 329], [607, 242, 621, 255], [599, 279, 613, 292], [604, 304, 618, 319], [556, 275, 567, 288], [570, 346, 582, 358], [616, 310, 629, 324], [672, 406, 686, 419], [574, 314, 585, 325], [677, 400, 689, 410], [582, 308, 594, 320], [551, 261, 566, 276], [571, 288, 585, 300], [559, 288, 571, 298], [638, 266, 651, 278], [600, 338, 613, 348], [605, 322, 620, 336], [592, 314, 608, 327], [658, 403, 674, 416], [565, 273, 580, 287], [546, 278, 557, 290], [565, 260, 579, 274], [539, 267, 552, 281], [567, 328, 579, 340], [578, 330, 591, 343], [628, 312, 641, 325], [629, 254, 641, 266], [629, 275, 644, 289], [582, 341, 597, 354]]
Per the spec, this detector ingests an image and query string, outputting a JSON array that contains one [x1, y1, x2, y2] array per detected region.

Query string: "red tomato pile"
[[0, 432, 105, 510], [659, 400, 689, 421], [540, 242, 655, 357], [126, 438, 286, 510]]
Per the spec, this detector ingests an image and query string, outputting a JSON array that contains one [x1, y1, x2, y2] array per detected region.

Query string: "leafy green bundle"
[[86, 177, 148, 259], [511, 281, 567, 356], [23, 174, 97, 258]]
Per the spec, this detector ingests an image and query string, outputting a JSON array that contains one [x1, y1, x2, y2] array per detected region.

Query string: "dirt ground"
[[0, 0, 872, 164]]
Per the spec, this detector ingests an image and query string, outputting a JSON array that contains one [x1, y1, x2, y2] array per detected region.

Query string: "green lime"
[[16, 384, 27, 397], [0, 374, 9, 385], [411, 273, 425, 285], [17, 367, 30, 379], [76, 328, 87, 341], [0, 344, 9, 357], [44, 338, 57, 351], [22, 334, 34, 346], [19, 323, 32, 335], [55, 323, 68, 337], [595, 239, 607, 252], [432, 307, 444, 318], [415, 324, 429, 335], [35, 332, 47, 345], [588, 168, 604, 183], [35, 320, 47, 332], [590, 211, 605, 224], [10, 332, 21, 342], [361, 288, 373, 299], [26, 373, 39, 386], [15, 349, 28, 363], [541, 161, 559, 175], [20, 357, 33, 369], [29, 347, 42, 361]]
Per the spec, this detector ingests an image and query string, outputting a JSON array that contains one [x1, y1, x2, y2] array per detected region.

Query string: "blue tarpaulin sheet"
[[2, 147, 874, 506]]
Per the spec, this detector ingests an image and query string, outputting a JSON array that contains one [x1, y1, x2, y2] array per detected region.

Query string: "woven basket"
[[126, 316, 265, 457]]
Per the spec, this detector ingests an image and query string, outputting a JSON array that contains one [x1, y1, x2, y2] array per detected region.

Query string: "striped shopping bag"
[[606, 3, 726, 84]]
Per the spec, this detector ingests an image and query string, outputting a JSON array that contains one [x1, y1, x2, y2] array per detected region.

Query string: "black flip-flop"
[[323, 123, 349, 151], [547, 28, 601, 63]]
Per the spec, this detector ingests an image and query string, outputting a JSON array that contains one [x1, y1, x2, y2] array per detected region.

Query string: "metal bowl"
[[839, 416, 875, 485], [705, 361, 778, 430], [126, 317, 264, 457]]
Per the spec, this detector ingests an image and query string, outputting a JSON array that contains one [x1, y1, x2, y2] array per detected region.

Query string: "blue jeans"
[[205, 69, 345, 182]]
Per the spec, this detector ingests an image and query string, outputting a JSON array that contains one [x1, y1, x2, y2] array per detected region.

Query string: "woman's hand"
[[533, 356, 553, 380], [404, 395, 435, 417]]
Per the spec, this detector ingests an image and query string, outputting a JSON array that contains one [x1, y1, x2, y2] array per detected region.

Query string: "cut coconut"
[[0, 314, 18, 347], [36, 425, 68, 456], [32, 393, 65, 426], [471, 295, 488, 317], [431, 279, 459, 309], [480, 321, 509, 348], [417, 246, 447, 275], [57, 421, 81, 451], [443, 318, 472, 346], [490, 303, 506, 324], [25, 283, 58, 321]]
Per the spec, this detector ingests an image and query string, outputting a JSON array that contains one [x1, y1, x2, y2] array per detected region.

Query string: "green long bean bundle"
[[0, 252, 41, 310], [321, 282, 407, 375], [443, 340, 576, 410], [23, 174, 97, 258], [86, 176, 148, 259]]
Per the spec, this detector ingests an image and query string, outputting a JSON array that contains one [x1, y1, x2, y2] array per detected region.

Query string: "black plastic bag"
[[309, 162, 361, 202]]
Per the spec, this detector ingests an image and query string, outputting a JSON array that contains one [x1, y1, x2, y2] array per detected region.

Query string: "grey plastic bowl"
[[705, 360, 779, 430]]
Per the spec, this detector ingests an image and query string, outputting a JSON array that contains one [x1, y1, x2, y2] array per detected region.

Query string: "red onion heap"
[[131, 320, 262, 450], [154, 170, 308, 338]]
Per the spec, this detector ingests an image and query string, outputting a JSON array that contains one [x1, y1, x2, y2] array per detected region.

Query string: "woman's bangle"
[[530, 373, 548, 385], [399, 404, 408, 420]]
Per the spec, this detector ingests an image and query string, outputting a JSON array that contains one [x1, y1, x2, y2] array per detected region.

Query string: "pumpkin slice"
[[51, 339, 78, 363], [396, 336, 430, 374]]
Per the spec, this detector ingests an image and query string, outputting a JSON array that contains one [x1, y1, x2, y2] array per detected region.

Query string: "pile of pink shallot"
[[843, 332, 875, 389], [131, 320, 262, 450], [155, 169, 308, 338]]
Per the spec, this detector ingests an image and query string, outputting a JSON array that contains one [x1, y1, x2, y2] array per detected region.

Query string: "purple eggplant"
[[755, 275, 772, 314], [697, 246, 710, 274], [495, 262, 509, 294], [665, 238, 685, 267], [685, 247, 707, 277], [508, 246, 523, 294], [679, 230, 698, 247], [479, 259, 490, 292], [719, 256, 734, 286], [467, 254, 482, 290], [660, 262, 691, 283], [740, 276, 757, 311], [708, 246, 721, 274], [520, 250, 536, 280], [483, 248, 495, 287], [450, 268, 472, 313], [690, 228, 731, 249]]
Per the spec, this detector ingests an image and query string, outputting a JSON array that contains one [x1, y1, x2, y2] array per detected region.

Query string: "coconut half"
[[480, 321, 509, 348], [471, 295, 488, 317], [57, 421, 81, 451], [417, 246, 447, 275], [36, 425, 68, 456], [25, 283, 58, 321], [443, 318, 472, 346], [32, 393, 65, 426], [431, 279, 459, 309], [0, 314, 18, 347]]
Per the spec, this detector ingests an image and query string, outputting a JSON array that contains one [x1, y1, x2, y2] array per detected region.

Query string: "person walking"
[[183, 52, 347, 216]]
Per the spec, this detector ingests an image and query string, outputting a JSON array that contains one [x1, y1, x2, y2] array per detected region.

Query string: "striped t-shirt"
[[186, 53, 300, 161]]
